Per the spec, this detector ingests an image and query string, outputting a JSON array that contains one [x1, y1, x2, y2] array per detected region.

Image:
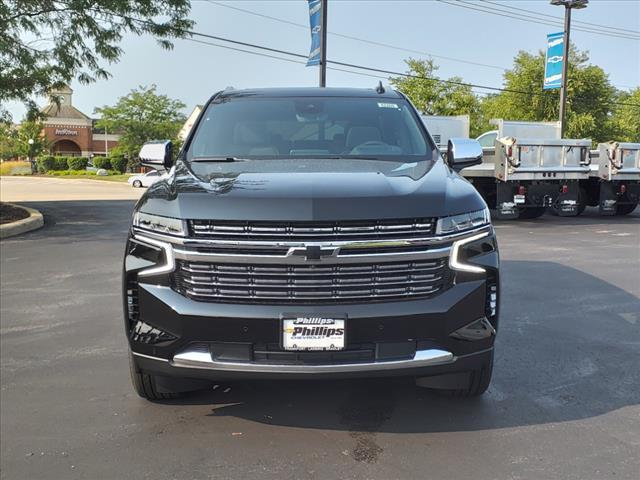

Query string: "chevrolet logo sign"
[[286, 245, 340, 261]]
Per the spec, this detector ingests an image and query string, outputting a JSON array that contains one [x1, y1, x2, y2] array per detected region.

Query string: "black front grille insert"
[[172, 258, 449, 304], [253, 343, 376, 364], [188, 219, 435, 241]]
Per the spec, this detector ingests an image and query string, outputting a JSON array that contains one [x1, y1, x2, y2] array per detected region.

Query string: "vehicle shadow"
[[164, 259, 640, 434], [493, 205, 639, 228], [5, 200, 137, 243]]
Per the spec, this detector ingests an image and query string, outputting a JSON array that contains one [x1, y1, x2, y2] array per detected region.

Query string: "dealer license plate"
[[282, 317, 345, 351]]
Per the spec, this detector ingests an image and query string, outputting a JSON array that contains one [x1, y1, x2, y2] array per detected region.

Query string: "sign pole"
[[558, 5, 571, 138], [319, 0, 328, 87]]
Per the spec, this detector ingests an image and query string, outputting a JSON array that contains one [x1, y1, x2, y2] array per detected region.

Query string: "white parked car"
[[128, 170, 163, 188]]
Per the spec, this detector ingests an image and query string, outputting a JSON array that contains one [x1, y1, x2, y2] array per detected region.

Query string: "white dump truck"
[[461, 119, 596, 219], [420, 114, 470, 150], [580, 142, 640, 215], [423, 116, 638, 218]]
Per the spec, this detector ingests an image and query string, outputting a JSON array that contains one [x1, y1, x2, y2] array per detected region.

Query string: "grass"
[[0, 164, 132, 182], [0, 161, 32, 176], [42, 172, 131, 182]]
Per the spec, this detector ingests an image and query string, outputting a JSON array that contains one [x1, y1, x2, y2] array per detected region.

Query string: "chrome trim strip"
[[170, 348, 455, 373], [173, 246, 452, 264], [132, 225, 493, 249], [132, 351, 170, 363]]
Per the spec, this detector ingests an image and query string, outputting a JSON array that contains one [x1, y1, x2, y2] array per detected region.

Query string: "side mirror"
[[446, 138, 483, 172], [139, 140, 173, 170]]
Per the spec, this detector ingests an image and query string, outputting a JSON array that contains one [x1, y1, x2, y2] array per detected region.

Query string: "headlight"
[[436, 207, 490, 235], [133, 212, 185, 236]]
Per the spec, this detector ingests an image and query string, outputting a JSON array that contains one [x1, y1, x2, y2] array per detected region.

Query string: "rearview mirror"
[[139, 140, 173, 170], [446, 138, 483, 172]]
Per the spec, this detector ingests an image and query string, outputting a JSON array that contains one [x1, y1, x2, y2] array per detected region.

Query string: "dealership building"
[[41, 86, 121, 157]]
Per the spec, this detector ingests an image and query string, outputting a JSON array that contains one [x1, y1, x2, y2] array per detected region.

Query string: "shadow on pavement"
[[3, 200, 638, 435], [164, 260, 640, 435], [5, 200, 137, 243]]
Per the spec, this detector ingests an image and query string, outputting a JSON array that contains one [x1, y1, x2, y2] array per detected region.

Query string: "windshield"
[[186, 96, 434, 162]]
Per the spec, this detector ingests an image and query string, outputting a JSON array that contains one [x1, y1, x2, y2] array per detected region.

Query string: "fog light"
[[131, 321, 177, 344], [450, 317, 496, 341]]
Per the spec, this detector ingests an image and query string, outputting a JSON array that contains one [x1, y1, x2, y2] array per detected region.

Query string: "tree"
[[481, 47, 620, 142], [0, 1, 193, 120], [94, 85, 186, 166], [390, 59, 484, 137], [0, 119, 49, 160], [0, 122, 19, 161], [609, 88, 640, 143]]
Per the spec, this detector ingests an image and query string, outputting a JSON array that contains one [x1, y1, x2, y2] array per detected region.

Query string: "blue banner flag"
[[306, 0, 322, 66], [544, 32, 564, 90]]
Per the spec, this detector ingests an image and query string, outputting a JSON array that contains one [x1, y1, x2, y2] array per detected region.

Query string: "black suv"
[[124, 87, 499, 400]]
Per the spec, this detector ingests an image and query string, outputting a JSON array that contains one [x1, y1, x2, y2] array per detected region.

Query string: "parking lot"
[[1, 179, 639, 480]]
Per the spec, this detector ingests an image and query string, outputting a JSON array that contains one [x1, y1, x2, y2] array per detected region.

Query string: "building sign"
[[54, 128, 79, 136], [544, 32, 564, 90]]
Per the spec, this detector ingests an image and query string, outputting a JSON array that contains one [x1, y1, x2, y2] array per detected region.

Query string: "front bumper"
[[123, 228, 500, 381]]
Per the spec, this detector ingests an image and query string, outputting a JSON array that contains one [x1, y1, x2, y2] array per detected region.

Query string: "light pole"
[[550, 0, 588, 138], [27, 138, 35, 174], [319, 0, 328, 87]]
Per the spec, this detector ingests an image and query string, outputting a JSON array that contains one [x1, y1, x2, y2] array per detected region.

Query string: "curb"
[[0, 203, 44, 239]]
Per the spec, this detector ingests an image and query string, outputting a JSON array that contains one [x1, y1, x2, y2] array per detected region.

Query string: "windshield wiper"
[[190, 156, 250, 163]]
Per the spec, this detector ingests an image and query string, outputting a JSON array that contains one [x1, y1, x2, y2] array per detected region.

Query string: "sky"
[[6, 0, 640, 120]]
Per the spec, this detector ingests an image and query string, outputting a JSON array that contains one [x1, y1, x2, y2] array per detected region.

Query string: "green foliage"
[[108, 154, 128, 173], [608, 88, 640, 142], [1, 120, 50, 160], [391, 48, 638, 143], [46, 169, 122, 177], [93, 157, 112, 170], [52, 157, 69, 170], [480, 47, 619, 143], [390, 59, 483, 137], [36, 155, 56, 173], [0, 122, 19, 160], [0, 1, 193, 121], [94, 85, 186, 160], [67, 157, 89, 170]]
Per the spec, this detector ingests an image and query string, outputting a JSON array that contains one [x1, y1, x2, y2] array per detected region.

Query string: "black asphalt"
[[1, 201, 639, 480]]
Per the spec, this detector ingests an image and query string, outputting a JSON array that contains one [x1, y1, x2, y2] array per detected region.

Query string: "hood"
[[137, 159, 486, 221]]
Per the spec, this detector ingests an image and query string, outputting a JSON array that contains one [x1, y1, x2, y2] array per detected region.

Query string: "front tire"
[[439, 351, 493, 397], [616, 202, 638, 215], [129, 351, 180, 401], [133, 180, 142, 188]]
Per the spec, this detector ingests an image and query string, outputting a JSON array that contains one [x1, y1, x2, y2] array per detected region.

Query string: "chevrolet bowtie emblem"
[[286, 245, 340, 261]]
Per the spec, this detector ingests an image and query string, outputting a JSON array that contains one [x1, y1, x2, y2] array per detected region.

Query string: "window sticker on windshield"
[[377, 102, 400, 109]]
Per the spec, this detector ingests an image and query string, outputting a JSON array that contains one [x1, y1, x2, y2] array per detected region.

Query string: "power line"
[[183, 30, 640, 108], [480, 0, 640, 36], [200, 0, 507, 71], [437, 0, 640, 41], [457, 0, 640, 39], [184, 36, 495, 99], [49, 0, 640, 107]]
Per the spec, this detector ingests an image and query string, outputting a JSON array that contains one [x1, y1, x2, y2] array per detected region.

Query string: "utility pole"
[[319, 0, 328, 87], [558, 6, 571, 138], [551, 0, 588, 138]]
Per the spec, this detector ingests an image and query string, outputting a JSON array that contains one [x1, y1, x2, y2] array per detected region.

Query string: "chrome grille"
[[172, 258, 449, 304], [188, 219, 435, 241]]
